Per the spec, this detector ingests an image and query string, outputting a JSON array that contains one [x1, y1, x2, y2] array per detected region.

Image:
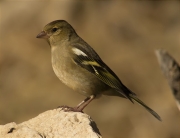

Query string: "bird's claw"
[[57, 105, 83, 112]]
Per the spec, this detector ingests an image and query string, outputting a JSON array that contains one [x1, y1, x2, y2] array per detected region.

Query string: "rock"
[[0, 108, 102, 138]]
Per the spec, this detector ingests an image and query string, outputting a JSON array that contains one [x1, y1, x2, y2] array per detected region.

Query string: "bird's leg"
[[57, 98, 90, 110], [58, 95, 95, 112], [76, 95, 95, 112], [57, 97, 90, 110], [76, 97, 91, 108]]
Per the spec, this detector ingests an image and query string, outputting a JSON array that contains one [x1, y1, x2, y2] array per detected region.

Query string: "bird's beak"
[[36, 31, 49, 39]]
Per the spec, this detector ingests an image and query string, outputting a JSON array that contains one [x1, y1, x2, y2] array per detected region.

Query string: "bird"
[[36, 20, 161, 121]]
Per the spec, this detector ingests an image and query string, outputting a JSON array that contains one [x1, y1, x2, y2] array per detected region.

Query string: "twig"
[[155, 49, 180, 111]]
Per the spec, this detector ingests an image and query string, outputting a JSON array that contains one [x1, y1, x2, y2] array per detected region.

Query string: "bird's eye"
[[51, 27, 58, 33]]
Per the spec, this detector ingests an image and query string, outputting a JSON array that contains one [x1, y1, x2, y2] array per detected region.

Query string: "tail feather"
[[120, 85, 137, 104], [130, 94, 162, 121]]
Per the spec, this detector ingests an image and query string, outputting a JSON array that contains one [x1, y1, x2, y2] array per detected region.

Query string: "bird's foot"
[[57, 105, 83, 112]]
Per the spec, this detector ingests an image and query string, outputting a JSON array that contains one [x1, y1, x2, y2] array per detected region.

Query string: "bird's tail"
[[130, 94, 162, 121]]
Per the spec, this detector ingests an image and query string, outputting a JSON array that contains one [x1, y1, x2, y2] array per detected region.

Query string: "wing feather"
[[70, 45, 136, 101]]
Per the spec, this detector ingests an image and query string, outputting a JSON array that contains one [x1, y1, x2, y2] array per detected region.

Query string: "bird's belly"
[[52, 58, 108, 97]]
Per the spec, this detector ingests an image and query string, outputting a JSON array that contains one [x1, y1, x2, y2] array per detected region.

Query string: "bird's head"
[[37, 20, 76, 45]]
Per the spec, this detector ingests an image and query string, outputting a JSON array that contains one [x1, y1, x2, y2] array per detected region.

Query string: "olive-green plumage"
[[37, 20, 161, 121]]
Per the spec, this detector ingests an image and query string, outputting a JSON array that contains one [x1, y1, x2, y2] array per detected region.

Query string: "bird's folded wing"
[[70, 46, 134, 100]]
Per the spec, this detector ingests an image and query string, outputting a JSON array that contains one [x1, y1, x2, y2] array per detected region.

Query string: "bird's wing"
[[70, 44, 161, 121], [70, 45, 135, 101]]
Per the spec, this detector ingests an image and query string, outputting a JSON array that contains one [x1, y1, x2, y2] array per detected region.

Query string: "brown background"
[[0, 1, 180, 138]]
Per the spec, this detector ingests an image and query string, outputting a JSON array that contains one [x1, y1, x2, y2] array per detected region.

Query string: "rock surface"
[[0, 108, 102, 138]]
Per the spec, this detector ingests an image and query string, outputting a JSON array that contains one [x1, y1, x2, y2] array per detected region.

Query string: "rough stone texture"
[[0, 108, 102, 138]]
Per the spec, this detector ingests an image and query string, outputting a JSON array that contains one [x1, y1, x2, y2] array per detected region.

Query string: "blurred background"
[[0, 1, 180, 138]]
